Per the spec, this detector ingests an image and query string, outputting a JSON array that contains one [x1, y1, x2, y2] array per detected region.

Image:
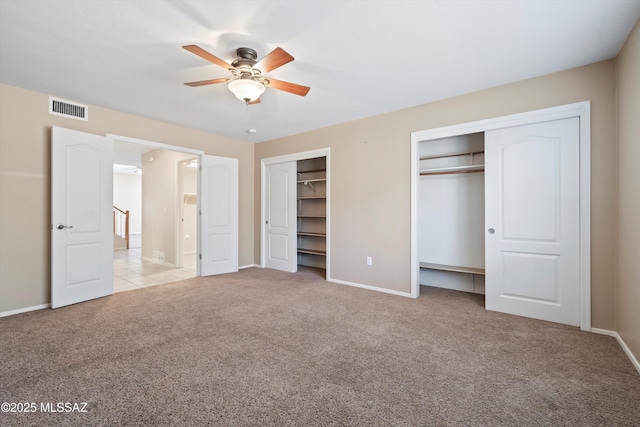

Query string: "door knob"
[[488, 228, 495, 234], [56, 224, 73, 230]]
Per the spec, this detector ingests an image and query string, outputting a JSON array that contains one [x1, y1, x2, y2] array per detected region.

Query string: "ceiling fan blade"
[[184, 78, 229, 87], [265, 78, 310, 97], [248, 98, 261, 105], [255, 47, 294, 73], [183, 45, 234, 70]]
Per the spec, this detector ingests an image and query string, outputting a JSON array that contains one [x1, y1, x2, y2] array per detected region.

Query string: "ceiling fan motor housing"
[[232, 47, 258, 69]]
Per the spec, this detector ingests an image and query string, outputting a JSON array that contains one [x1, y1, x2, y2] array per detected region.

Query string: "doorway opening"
[[178, 158, 198, 270], [417, 133, 486, 296], [111, 137, 203, 292], [296, 156, 327, 276]]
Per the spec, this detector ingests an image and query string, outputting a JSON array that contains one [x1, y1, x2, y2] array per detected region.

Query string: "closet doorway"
[[411, 102, 591, 330], [261, 148, 330, 278]]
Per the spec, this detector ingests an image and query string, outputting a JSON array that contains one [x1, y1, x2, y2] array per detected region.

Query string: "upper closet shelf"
[[420, 149, 484, 175], [420, 164, 484, 176]]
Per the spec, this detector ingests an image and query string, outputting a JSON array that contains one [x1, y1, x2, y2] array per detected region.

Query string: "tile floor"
[[113, 234, 197, 293]]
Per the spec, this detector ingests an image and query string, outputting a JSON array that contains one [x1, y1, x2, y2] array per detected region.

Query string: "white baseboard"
[[0, 303, 50, 318], [141, 256, 176, 268], [250, 266, 413, 298], [239, 264, 259, 270], [328, 277, 413, 298], [591, 328, 640, 375]]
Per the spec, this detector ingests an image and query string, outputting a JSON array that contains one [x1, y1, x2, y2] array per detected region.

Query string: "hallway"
[[113, 234, 197, 292]]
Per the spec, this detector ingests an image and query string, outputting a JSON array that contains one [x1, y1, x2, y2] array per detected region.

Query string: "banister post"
[[125, 210, 130, 249]]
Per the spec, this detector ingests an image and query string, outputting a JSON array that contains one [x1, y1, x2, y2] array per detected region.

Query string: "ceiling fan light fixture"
[[228, 78, 265, 103]]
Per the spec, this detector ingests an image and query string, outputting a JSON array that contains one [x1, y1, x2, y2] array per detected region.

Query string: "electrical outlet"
[[367, 256, 373, 266]]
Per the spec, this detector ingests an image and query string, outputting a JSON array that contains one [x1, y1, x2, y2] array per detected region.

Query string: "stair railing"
[[113, 206, 130, 249]]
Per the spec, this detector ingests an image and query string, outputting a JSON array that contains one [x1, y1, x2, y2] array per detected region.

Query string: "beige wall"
[[182, 163, 198, 254], [255, 60, 618, 329], [616, 20, 640, 360], [141, 149, 197, 266], [0, 84, 254, 313]]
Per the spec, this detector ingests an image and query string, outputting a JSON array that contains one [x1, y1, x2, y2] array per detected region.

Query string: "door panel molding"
[[410, 101, 590, 330]]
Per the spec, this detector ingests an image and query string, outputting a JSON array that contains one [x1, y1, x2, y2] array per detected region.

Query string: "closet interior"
[[418, 132, 486, 294], [297, 156, 327, 271]]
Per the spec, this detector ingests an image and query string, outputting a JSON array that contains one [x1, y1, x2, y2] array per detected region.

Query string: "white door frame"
[[410, 101, 591, 331], [107, 134, 204, 273], [177, 157, 198, 268], [261, 148, 331, 277]]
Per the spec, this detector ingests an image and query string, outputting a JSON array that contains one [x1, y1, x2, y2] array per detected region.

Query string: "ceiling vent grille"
[[49, 97, 88, 121]]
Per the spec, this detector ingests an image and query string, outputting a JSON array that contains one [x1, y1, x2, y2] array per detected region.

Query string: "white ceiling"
[[1, 0, 639, 145]]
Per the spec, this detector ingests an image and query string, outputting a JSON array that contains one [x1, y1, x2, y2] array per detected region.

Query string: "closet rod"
[[420, 150, 484, 161], [297, 168, 326, 174], [420, 169, 484, 176], [296, 178, 326, 183], [420, 165, 484, 176]]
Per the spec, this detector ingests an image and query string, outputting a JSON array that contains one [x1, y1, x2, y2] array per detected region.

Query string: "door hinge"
[[199, 254, 202, 260], [199, 209, 203, 215]]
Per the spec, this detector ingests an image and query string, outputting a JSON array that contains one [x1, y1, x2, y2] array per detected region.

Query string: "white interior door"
[[200, 154, 238, 276], [485, 117, 580, 325], [51, 127, 113, 308], [264, 161, 297, 272]]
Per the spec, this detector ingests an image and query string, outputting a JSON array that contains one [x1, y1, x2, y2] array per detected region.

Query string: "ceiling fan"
[[183, 45, 310, 104]]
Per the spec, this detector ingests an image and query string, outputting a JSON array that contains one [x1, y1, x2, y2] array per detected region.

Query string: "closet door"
[[485, 117, 580, 326], [264, 161, 297, 272]]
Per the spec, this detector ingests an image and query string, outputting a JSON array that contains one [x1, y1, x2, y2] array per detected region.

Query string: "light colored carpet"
[[1, 267, 638, 426]]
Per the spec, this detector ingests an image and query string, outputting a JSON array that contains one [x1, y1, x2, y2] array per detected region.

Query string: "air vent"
[[49, 97, 88, 121], [152, 250, 165, 262]]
